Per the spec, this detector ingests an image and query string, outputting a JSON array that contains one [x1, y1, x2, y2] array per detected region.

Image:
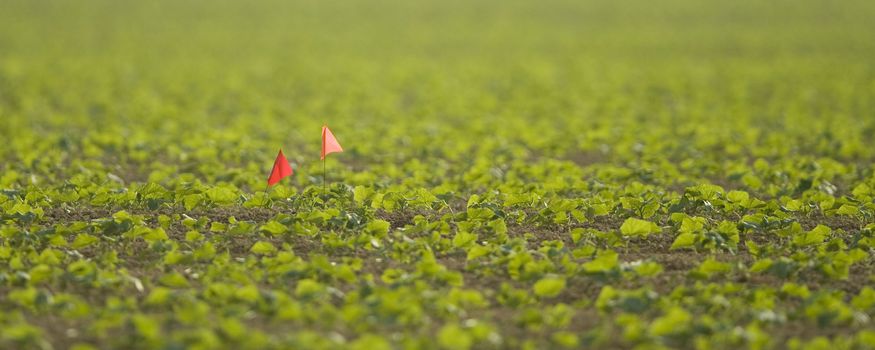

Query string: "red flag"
[[267, 149, 293, 186], [321, 125, 343, 160]]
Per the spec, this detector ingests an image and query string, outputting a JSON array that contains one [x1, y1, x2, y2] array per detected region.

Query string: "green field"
[[2, 0, 875, 349]]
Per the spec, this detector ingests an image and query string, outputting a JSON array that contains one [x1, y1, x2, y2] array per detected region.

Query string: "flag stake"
[[321, 124, 343, 209]]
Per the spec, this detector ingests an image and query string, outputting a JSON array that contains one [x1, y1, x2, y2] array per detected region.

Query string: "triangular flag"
[[321, 125, 343, 160], [267, 149, 293, 186]]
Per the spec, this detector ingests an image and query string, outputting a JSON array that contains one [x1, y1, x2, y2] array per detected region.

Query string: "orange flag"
[[267, 149, 293, 186], [321, 125, 343, 160]]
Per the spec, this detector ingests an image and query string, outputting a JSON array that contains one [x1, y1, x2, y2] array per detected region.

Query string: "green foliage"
[[260, 221, 287, 235], [620, 218, 661, 237], [159, 272, 190, 288], [71, 234, 99, 249], [533, 276, 566, 298], [452, 231, 478, 249], [852, 287, 875, 311], [437, 324, 472, 350], [205, 187, 239, 206], [250, 241, 277, 255], [1, 0, 874, 348], [689, 257, 731, 279], [671, 232, 697, 250], [583, 250, 620, 275], [793, 225, 831, 247], [835, 204, 860, 216], [649, 307, 692, 337]]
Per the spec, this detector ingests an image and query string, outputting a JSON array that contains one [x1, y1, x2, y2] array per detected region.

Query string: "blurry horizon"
[[3, 0, 874, 64], [1, 0, 873, 160]]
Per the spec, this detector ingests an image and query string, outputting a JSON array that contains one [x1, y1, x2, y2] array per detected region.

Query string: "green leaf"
[[533, 276, 566, 298], [781, 282, 811, 299], [785, 199, 803, 211], [260, 221, 287, 235], [620, 218, 660, 237], [71, 234, 99, 249], [852, 183, 871, 198], [836, 204, 859, 216], [583, 250, 619, 274], [793, 225, 830, 247], [242, 192, 269, 208], [28, 264, 53, 284], [690, 257, 731, 279], [112, 210, 133, 222], [350, 335, 391, 350], [159, 272, 189, 288], [194, 242, 216, 261], [0, 324, 43, 343], [727, 190, 750, 204], [649, 307, 692, 337], [591, 203, 610, 216], [143, 228, 169, 243], [353, 186, 375, 205], [466, 245, 490, 260], [132, 314, 160, 340], [185, 230, 203, 241], [749, 258, 773, 273], [466, 207, 494, 221], [595, 286, 618, 311], [851, 287, 875, 311], [820, 197, 836, 210], [670, 232, 697, 249], [634, 261, 663, 277], [219, 318, 247, 340], [235, 284, 261, 303], [205, 187, 238, 205], [452, 231, 478, 249], [551, 331, 579, 348], [437, 324, 472, 350], [138, 183, 168, 200], [466, 194, 481, 208], [8, 287, 38, 308], [365, 219, 391, 238], [640, 201, 659, 219], [250, 241, 277, 255], [268, 185, 296, 200], [183, 194, 202, 211], [36, 248, 62, 265], [295, 279, 324, 298], [679, 217, 705, 234], [689, 184, 724, 200], [163, 250, 188, 265], [489, 218, 508, 235]]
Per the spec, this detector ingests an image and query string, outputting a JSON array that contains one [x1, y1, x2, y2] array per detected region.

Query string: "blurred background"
[[1, 0, 874, 188]]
